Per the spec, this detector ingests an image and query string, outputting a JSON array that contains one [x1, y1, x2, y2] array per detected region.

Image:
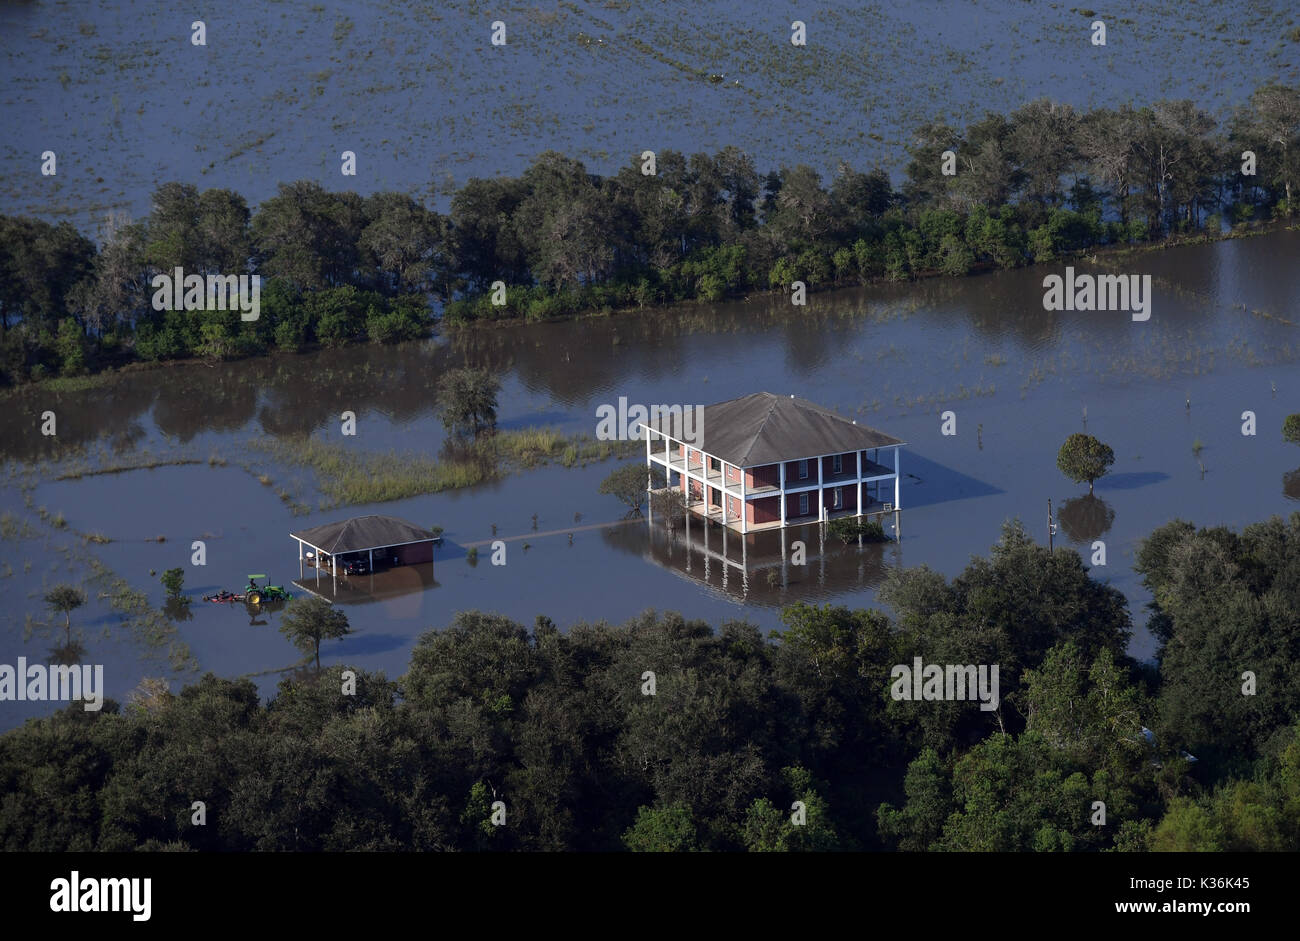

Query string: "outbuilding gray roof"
[[290, 515, 435, 554], [647, 392, 903, 467]]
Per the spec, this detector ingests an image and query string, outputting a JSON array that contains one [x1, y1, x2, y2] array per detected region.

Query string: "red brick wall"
[[749, 495, 780, 524], [393, 541, 434, 564], [746, 463, 780, 489], [784, 459, 814, 483], [821, 452, 859, 478], [779, 453, 865, 482], [825, 485, 857, 512], [786, 491, 816, 518]]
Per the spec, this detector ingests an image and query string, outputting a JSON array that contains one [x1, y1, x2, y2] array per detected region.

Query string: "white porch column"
[[894, 446, 901, 509], [369, 548, 373, 571], [779, 462, 786, 527], [684, 493, 690, 568], [645, 424, 652, 493], [817, 455, 824, 521], [740, 466, 748, 535], [665, 434, 671, 486], [856, 452, 863, 517]]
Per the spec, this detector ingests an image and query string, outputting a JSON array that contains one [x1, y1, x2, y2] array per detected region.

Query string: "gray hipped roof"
[[648, 392, 903, 467], [290, 515, 435, 554]]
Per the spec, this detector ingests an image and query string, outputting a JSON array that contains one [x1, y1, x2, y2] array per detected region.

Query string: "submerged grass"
[[250, 428, 637, 507], [55, 458, 203, 480], [0, 512, 38, 541], [85, 557, 198, 674]]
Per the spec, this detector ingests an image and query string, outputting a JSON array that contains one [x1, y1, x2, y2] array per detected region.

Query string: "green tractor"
[[244, 574, 292, 606]]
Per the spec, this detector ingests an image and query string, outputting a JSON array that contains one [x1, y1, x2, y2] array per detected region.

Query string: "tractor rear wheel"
[[246, 591, 262, 605]]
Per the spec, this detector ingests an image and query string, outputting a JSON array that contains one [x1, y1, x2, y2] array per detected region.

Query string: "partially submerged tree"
[[1283, 413, 1300, 444], [436, 367, 501, 437], [279, 597, 352, 670], [827, 516, 889, 544], [599, 463, 653, 515], [160, 567, 186, 600], [649, 484, 688, 532], [1246, 84, 1300, 216], [1057, 433, 1115, 494], [43, 584, 86, 646]]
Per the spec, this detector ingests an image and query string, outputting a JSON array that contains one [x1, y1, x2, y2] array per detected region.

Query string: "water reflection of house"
[[621, 513, 892, 605], [292, 564, 437, 611], [644, 392, 905, 533], [289, 515, 438, 603]]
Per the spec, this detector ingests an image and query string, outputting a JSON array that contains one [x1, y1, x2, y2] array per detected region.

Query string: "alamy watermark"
[[1042, 266, 1151, 322], [890, 657, 999, 712], [151, 267, 261, 321], [596, 397, 703, 445], [0, 657, 103, 711], [50, 871, 150, 921]]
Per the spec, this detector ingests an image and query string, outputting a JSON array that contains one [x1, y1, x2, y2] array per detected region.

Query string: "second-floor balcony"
[[656, 451, 898, 496]]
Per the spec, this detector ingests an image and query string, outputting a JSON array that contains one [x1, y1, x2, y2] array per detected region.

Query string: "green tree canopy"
[[279, 597, 352, 670], [622, 803, 700, 852], [1057, 433, 1115, 494], [43, 584, 86, 645], [435, 367, 500, 437], [160, 568, 185, 599], [599, 463, 651, 514]]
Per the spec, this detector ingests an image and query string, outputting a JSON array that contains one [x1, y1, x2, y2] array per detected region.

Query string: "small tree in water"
[[1057, 433, 1115, 494], [279, 597, 352, 670], [44, 584, 85, 646], [436, 367, 501, 437], [649, 485, 688, 533], [160, 567, 186, 600], [600, 463, 656, 515], [1284, 413, 1300, 444]]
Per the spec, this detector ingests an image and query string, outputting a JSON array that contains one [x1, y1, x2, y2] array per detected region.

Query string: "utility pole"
[[1047, 498, 1056, 552]]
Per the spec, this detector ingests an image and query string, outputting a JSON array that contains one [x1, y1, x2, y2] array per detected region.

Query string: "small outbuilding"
[[290, 515, 439, 593]]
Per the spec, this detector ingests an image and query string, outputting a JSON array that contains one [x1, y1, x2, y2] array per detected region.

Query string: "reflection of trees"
[[152, 371, 260, 441], [109, 421, 149, 455], [1058, 494, 1116, 544], [0, 379, 159, 463], [1285, 468, 1300, 502], [47, 639, 88, 666], [162, 597, 194, 622]]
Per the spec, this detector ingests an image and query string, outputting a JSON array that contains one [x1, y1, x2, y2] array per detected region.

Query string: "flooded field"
[[2, 227, 1298, 728], [3, 0, 1298, 233]]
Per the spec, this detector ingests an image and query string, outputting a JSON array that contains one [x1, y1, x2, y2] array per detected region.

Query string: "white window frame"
[[799, 492, 809, 515], [833, 454, 842, 474], [798, 459, 809, 480], [833, 487, 842, 509]]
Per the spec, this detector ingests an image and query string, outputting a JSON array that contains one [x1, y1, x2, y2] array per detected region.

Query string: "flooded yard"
[[2, 227, 1297, 728]]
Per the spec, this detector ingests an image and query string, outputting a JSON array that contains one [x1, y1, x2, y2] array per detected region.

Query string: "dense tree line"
[[1, 82, 1296, 387], [3, 515, 1298, 851]]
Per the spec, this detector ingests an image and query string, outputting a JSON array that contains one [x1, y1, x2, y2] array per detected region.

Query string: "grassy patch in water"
[[251, 428, 637, 507], [55, 458, 203, 481]]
